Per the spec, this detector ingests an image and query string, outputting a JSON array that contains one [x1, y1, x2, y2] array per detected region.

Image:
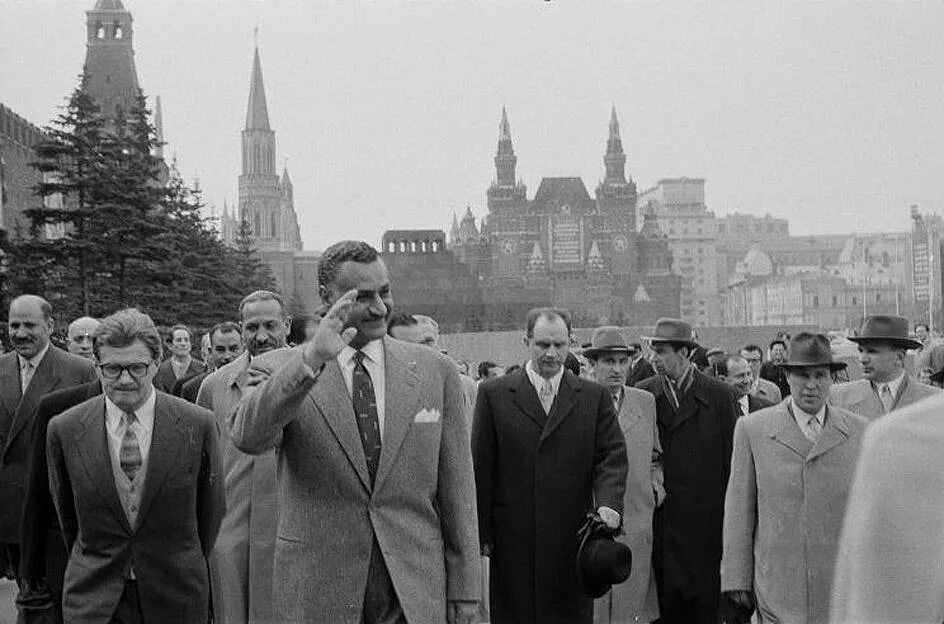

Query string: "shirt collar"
[[18, 342, 50, 371], [873, 371, 905, 397], [739, 395, 750, 410], [104, 385, 156, 433], [339, 339, 384, 368], [525, 360, 564, 396], [790, 396, 826, 426]]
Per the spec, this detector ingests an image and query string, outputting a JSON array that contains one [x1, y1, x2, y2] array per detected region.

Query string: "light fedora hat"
[[584, 326, 632, 358], [848, 314, 923, 350], [780, 332, 846, 372], [641, 318, 697, 348]]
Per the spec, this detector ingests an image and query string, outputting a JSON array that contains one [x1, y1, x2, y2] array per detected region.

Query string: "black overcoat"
[[636, 369, 738, 623], [473, 368, 628, 624]]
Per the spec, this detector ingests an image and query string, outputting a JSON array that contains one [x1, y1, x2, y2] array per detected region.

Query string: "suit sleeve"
[[46, 418, 77, 553], [232, 350, 314, 454], [197, 411, 225, 557], [19, 399, 57, 580], [830, 421, 944, 623], [471, 381, 496, 552], [644, 392, 666, 507], [720, 417, 757, 592], [719, 386, 740, 487], [436, 360, 481, 602], [592, 386, 628, 515]]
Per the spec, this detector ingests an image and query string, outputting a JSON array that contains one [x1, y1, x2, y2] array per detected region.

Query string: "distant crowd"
[[1, 238, 943, 624]]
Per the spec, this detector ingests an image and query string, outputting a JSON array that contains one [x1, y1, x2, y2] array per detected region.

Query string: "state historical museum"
[[383, 108, 681, 331]]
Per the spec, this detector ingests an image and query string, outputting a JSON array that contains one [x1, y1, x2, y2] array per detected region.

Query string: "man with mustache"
[[196, 292, 285, 624], [473, 308, 627, 624], [0, 295, 96, 584]]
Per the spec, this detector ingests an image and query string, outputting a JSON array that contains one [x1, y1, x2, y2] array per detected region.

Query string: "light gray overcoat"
[[830, 373, 939, 420], [594, 387, 664, 624], [232, 339, 480, 624], [721, 401, 867, 624]]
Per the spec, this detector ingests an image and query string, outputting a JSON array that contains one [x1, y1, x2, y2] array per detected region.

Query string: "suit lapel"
[[539, 371, 579, 445], [618, 387, 643, 431], [7, 348, 62, 449], [136, 394, 185, 528], [510, 369, 548, 430], [75, 397, 132, 534], [0, 354, 20, 426], [807, 406, 850, 461], [373, 338, 421, 494], [771, 403, 814, 458], [311, 359, 372, 493], [667, 369, 706, 431]]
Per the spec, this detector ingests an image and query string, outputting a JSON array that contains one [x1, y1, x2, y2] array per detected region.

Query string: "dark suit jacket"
[[46, 391, 225, 623], [636, 369, 739, 615], [473, 368, 628, 624], [20, 380, 102, 585], [153, 358, 204, 394], [626, 357, 655, 388], [748, 394, 774, 414], [0, 347, 97, 544], [172, 371, 209, 404]]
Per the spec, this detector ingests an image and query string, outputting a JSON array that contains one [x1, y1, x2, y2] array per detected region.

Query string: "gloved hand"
[[719, 590, 755, 624]]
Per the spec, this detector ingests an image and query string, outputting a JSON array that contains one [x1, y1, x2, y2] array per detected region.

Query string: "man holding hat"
[[830, 314, 939, 420], [635, 318, 739, 624], [721, 333, 868, 624], [585, 326, 664, 624]]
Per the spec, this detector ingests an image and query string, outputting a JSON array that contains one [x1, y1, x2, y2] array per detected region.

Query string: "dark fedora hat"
[[576, 523, 632, 599], [584, 326, 632, 358], [641, 318, 696, 348], [780, 332, 847, 372], [848, 315, 923, 350]]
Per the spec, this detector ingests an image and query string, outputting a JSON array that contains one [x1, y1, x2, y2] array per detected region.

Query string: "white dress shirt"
[[105, 387, 156, 472], [526, 360, 564, 414], [873, 372, 905, 401], [790, 398, 826, 444], [337, 339, 386, 440], [17, 342, 50, 394], [738, 395, 750, 417]]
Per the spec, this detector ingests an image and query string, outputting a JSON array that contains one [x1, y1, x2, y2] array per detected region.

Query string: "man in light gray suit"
[[232, 241, 480, 624], [831, 315, 939, 419]]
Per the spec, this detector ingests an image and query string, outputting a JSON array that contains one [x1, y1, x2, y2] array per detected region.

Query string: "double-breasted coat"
[[721, 401, 867, 623], [636, 369, 739, 621], [830, 373, 939, 420], [593, 386, 664, 624], [196, 352, 278, 624], [472, 368, 628, 624]]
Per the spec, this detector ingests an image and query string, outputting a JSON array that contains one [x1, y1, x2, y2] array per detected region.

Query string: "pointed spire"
[[449, 212, 460, 242], [222, 198, 229, 218], [494, 107, 517, 187], [499, 106, 511, 141], [245, 45, 271, 130], [281, 164, 292, 187], [603, 106, 627, 185], [153, 95, 164, 159], [608, 105, 620, 143], [93, 0, 126, 10]]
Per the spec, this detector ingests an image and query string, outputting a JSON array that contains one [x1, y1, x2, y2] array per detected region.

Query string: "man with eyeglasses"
[[47, 308, 224, 623], [739, 345, 782, 404]]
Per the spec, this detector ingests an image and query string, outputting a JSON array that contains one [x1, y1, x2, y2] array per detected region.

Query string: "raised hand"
[[302, 289, 359, 370]]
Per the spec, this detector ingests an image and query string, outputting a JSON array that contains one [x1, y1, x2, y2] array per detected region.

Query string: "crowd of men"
[[1, 239, 943, 623]]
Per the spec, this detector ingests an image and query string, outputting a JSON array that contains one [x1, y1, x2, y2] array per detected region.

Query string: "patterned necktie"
[[806, 414, 823, 445], [539, 378, 554, 414], [20, 361, 34, 394], [120, 411, 143, 482], [880, 384, 894, 413], [352, 351, 382, 485]]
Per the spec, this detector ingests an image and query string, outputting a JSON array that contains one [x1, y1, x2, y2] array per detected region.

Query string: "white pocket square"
[[414, 408, 441, 423]]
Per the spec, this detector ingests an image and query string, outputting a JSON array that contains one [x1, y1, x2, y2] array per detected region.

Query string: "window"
[[852, 296, 858, 306], [813, 295, 819, 307], [875, 293, 881, 303], [832, 295, 838, 306]]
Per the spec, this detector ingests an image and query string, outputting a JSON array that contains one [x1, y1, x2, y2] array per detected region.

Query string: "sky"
[[2, 1, 943, 252]]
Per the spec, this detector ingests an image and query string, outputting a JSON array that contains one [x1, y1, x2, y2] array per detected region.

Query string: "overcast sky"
[[2, 1, 942, 251]]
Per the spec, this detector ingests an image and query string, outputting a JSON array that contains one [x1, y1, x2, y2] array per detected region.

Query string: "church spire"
[[603, 105, 627, 185], [153, 95, 164, 159], [245, 46, 271, 131], [494, 107, 517, 187], [83, 0, 140, 121]]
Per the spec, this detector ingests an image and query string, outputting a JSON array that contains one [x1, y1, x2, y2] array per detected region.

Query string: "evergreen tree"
[[230, 217, 276, 295]]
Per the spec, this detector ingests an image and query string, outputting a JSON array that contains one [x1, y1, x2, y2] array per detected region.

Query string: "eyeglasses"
[[99, 362, 152, 379]]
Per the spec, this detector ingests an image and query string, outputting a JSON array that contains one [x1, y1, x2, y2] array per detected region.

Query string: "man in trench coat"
[[721, 333, 867, 624], [635, 318, 739, 624], [473, 308, 628, 624]]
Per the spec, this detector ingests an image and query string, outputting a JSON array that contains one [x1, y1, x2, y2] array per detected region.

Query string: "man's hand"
[[597, 506, 621, 530], [446, 600, 479, 624], [302, 289, 359, 369]]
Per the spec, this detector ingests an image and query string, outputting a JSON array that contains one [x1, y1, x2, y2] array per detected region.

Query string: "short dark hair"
[[169, 324, 192, 341], [916, 322, 930, 333], [710, 360, 728, 377], [742, 344, 763, 356], [239, 290, 285, 318], [318, 241, 380, 294], [94, 308, 163, 362], [525, 307, 572, 338], [477, 360, 498, 379], [209, 321, 241, 342], [505, 364, 522, 375], [564, 352, 581, 376], [387, 312, 418, 335], [769, 339, 787, 350]]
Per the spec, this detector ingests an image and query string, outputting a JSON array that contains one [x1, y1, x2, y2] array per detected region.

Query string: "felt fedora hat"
[[848, 315, 923, 350], [576, 524, 633, 599], [780, 332, 847, 372], [584, 326, 632, 358], [641, 318, 696, 348]]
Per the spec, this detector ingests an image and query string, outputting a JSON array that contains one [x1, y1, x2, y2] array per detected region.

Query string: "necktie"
[[120, 411, 143, 482], [20, 361, 34, 394], [539, 378, 554, 414], [880, 384, 894, 413], [352, 351, 382, 485], [806, 414, 822, 445], [740, 398, 750, 417], [611, 391, 621, 414]]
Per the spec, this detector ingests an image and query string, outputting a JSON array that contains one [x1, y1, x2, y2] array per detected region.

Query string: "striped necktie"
[[120, 411, 143, 482], [352, 351, 382, 485]]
